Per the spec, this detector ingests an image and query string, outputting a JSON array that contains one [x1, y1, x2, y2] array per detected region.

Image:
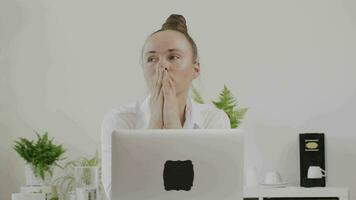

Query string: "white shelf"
[[244, 186, 349, 200]]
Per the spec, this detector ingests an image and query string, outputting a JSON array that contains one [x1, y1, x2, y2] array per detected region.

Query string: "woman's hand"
[[148, 68, 164, 129], [162, 69, 182, 129]]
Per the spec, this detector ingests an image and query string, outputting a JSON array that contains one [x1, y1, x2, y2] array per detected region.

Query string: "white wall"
[[1, 0, 356, 199]]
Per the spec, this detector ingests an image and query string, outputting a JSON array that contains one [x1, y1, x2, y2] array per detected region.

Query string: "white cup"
[[264, 171, 283, 184], [307, 166, 326, 179]]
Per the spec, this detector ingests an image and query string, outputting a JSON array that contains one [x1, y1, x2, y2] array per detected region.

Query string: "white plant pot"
[[24, 164, 52, 186], [21, 186, 54, 200]]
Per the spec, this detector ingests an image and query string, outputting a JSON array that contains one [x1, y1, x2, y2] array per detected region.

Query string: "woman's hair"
[[141, 14, 199, 64]]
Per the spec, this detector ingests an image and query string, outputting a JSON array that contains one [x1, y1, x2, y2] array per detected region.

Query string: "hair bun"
[[161, 14, 188, 34]]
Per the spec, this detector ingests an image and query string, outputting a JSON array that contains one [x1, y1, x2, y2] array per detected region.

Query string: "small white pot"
[[24, 163, 52, 186]]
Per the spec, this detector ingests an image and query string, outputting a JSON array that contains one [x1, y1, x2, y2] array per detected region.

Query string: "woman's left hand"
[[162, 69, 182, 129]]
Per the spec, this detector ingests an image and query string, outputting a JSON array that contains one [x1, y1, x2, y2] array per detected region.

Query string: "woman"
[[101, 14, 230, 199]]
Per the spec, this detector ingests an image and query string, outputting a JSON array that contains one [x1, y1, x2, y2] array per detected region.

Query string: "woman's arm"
[[101, 110, 134, 200]]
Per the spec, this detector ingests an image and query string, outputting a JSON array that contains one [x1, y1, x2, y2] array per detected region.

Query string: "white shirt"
[[101, 94, 230, 200]]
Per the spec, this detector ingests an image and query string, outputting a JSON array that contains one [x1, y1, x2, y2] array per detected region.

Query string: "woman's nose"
[[157, 58, 171, 70]]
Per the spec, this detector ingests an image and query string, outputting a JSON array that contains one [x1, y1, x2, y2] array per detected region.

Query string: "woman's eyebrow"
[[145, 50, 157, 55], [167, 48, 182, 52], [145, 48, 182, 55]]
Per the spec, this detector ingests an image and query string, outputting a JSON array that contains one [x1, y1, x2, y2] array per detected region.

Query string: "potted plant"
[[192, 85, 248, 128], [53, 151, 104, 200], [13, 131, 66, 186]]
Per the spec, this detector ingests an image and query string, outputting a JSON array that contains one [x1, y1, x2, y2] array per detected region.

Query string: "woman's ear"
[[192, 62, 200, 80]]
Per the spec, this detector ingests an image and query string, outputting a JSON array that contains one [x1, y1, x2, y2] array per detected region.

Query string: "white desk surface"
[[244, 186, 349, 199]]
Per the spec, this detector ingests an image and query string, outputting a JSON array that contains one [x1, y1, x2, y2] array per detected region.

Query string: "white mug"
[[307, 166, 326, 179]]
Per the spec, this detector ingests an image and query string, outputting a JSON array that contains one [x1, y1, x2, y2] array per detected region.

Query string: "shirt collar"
[[135, 94, 202, 129]]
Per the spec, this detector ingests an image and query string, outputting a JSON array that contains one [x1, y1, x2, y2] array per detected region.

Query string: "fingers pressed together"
[[162, 68, 175, 96]]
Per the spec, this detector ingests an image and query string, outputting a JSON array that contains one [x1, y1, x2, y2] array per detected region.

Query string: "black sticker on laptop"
[[163, 160, 194, 191]]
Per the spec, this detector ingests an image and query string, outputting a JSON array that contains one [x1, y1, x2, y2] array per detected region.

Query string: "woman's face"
[[142, 30, 200, 96]]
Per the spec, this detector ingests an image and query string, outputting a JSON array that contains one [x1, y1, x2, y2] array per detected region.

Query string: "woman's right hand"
[[148, 67, 164, 129]]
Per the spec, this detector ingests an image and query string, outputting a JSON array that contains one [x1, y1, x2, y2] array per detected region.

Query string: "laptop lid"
[[112, 129, 244, 200]]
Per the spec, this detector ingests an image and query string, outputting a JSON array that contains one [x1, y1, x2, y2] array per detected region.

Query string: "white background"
[[1, 0, 356, 199]]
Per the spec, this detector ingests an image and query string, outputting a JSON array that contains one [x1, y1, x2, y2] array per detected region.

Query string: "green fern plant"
[[13, 131, 66, 180], [192, 85, 248, 128]]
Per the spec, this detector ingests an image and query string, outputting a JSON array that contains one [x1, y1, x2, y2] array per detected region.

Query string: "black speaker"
[[299, 133, 326, 187]]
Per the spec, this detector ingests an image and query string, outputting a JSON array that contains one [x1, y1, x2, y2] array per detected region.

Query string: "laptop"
[[112, 129, 244, 200]]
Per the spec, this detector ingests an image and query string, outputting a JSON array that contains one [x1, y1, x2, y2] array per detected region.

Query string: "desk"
[[244, 186, 349, 200]]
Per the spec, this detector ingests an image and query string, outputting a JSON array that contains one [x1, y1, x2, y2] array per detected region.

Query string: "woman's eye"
[[170, 55, 180, 60], [147, 57, 157, 62]]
